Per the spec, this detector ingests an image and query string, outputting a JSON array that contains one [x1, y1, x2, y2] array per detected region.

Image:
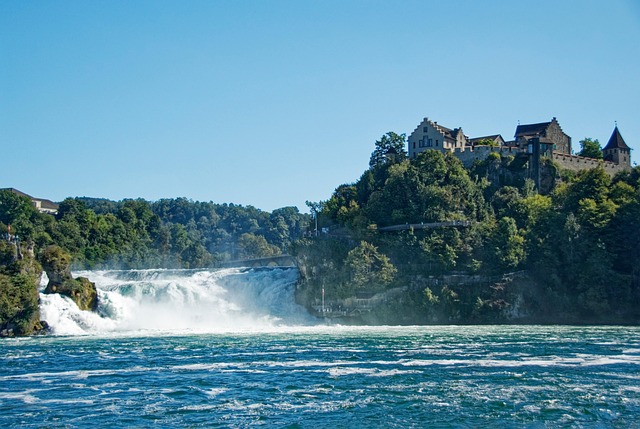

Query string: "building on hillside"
[[408, 118, 468, 159], [406, 116, 632, 189], [0, 188, 59, 215], [602, 126, 631, 170], [514, 117, 572, 154]]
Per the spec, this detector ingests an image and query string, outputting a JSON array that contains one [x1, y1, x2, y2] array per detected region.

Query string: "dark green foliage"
[[523, 166, 640, 322], [0, 193, 310, 270], [0, 274, 42, 336], [363, 151, 486, 227], [0, 243, 44, 336], [369, 132, 407, 168], [578, 138, 603, 159], [297, 132, 640, 324], [345, 241, 397, 293], [0, 191, 34, 234]]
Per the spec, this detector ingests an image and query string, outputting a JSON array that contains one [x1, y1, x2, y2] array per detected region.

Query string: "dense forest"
[[292, 133, 640, 324], [0, 193, 309, 269]]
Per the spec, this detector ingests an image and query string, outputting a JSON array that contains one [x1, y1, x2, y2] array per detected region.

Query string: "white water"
[[39, 267, 315, 336]]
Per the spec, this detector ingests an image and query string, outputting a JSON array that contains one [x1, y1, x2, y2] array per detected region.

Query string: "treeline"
[[293, 133, 640, 323], [0, 193, 309, 269]]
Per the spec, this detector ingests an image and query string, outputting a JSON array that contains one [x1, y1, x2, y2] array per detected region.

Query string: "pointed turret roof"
[[603, 126, 630, 151]]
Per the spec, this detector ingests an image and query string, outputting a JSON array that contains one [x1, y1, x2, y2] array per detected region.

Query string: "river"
[[0, 268, 638, 427]]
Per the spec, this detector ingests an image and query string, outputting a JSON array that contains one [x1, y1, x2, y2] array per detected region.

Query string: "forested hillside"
[[2, 131, 639, 324], [0, 192, 308, 269], [293, 133, 640, 323]]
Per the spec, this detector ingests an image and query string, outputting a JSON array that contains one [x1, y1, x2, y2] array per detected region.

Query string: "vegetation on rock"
[[41, 245, 98, 311], [0, 241, 46, 336], [292, 134, 640, 324]]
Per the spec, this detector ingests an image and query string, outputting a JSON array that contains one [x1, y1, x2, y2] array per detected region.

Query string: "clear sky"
[[2, 1, 639, 212]]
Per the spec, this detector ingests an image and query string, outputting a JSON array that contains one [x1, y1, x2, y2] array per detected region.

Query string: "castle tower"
[[603, 126, 631, 170]]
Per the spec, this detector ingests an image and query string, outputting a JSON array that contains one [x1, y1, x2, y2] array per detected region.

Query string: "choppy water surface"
[[1, 325, 639, 428]]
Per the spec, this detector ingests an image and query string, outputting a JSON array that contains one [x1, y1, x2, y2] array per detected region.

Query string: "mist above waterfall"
[[39, 268, 316, 336]]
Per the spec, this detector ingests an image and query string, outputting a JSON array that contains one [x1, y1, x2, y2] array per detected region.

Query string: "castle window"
[[423, 127, 428, 133], [436, 139, 439, 147], [428, 138, 433, 147], [413, 142, 416, 149]]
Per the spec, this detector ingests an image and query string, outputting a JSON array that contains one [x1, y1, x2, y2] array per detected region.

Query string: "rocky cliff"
[[41, 245, 98, 312], [0, 241, 48, 337]]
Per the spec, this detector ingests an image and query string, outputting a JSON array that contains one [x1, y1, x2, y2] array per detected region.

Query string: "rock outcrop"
[[0, 241, 48, 337], [41, 245, 98, 312]]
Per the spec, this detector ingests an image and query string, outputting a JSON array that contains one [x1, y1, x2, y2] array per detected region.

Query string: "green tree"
[[237, 233, 279, 259], [419, 229, 461, 273], [476, 138, 499, 147], [578, 138, 603, 159], [369, 132, 407, 168], [0, 190, 38, 239], [345, 241, 397, 292], [365, 151, 485, 226], [490, 217, 525, 271]]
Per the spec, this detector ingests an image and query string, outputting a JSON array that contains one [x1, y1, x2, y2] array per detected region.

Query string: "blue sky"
[[2, 1, 639, 212]]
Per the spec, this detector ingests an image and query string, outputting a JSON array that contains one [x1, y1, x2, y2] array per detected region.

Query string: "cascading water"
[[39, 267, 316, 335]]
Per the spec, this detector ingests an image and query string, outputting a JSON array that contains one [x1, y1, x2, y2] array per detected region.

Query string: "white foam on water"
[[39, 268, 314, 336], [394, 354, 640, 368], [0, 366, 153, 382], [0, 391, 39, 404], [204, 388, 228, 397]]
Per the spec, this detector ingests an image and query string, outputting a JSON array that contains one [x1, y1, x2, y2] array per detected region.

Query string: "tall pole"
[[305, 201, 321, 238]]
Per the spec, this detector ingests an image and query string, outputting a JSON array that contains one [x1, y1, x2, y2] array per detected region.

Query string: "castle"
[[407, 117, 632, 182]]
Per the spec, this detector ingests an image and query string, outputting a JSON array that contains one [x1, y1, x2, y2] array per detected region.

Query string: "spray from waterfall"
[[39, 267, 316, 336]]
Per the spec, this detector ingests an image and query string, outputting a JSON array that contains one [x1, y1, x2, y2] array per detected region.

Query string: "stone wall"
[[449, 145, 628, 176], [551, 153, 626, 175]]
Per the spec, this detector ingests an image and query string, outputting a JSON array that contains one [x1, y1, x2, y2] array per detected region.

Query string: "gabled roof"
[[429, 120, 465, 142], [450, 128, 464, 139], [37, 199, 59, 210], [469, 134, 504, 144], [0, 188, 59, 213], [435, 123, 452, 133], [514, 121, 551, 138], [603, 126, 630, 151], [0, 187, 32, 199]]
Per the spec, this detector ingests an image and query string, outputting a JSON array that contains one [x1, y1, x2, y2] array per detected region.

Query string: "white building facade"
[[408, 117, 468, 159]]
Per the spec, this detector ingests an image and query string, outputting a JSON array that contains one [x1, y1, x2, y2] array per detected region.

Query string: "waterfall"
[[39, 267, 315, 335]]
